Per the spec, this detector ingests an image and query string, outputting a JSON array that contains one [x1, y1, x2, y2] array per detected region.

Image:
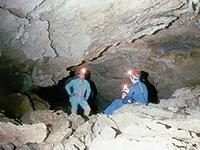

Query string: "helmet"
[[127, 68, 140, 77], [128, 68, 140, 83]]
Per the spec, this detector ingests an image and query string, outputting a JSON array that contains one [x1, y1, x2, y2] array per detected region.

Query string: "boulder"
[[45, 119, 72, 144], [0, 122, 46, 146], [21, 110, 69, 126], [0, 143, 15, 150], [88, 112, 200, 150], [67, 113, 85, 130], [28, 94, 50, 110], [159, 86, 200, 109], [21, 110, 72, 144], [63, 137, 86, 150], [7, 93, 34, 118], [0, 111, 19, 124]]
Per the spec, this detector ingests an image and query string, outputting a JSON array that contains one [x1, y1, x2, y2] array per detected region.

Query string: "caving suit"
[[104, 80, 148, 115], [65, 78, 91, 116]]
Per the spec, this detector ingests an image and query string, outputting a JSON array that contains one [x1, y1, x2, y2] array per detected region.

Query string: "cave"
[[1, 0, 200, 149], [0, 0, 200, 114]]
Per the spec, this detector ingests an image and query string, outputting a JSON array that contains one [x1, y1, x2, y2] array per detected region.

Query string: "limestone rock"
[[21, 110, 69, 126], [0, 0, 191, 88], [88, 136, 173, 150], [114, 105, 175, 120], [0, 111, 19, 124], [73, 121, 94, 144], [28, 94, 50, 110], [67, 113, 85, 130], [92, 114, 119, 137], [15, 143, 40, 150], [45, 119, 72, 144], [0, 143, 15, 150], [0, 0, 44, 17], [187, 0, 200, 13], [0, 93, 28, 119], [63, 137, 86, 150], [0, 0, 200, 104], [7, 93, 34, 118], [31, 57, 80, 86], [0, 122, 46, 146], [87, 13, 200, 101], [1, 87, 200, 150], [21, 110, 72, 144], [159, 86, 200, 109], [38, 143, 53, 150], [88, 112, 200, 150], [93, 126, 116, 141]]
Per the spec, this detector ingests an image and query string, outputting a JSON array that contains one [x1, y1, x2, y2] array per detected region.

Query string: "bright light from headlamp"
[[123, 84, 128, 89], [81, 68, 87, 74], [127, 70, 132, 76]]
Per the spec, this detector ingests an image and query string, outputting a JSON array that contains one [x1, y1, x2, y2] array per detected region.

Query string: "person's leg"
[[70, 98, 78, 114], [104, 99, 124, 115], [80, 100, 91, 116]]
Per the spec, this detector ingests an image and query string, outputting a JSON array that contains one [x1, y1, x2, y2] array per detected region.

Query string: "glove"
[[122, 96, 134, 104]]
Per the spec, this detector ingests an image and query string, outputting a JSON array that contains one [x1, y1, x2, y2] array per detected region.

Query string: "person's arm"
[[127, 85, 134, 98], [65, 80, 74, 96], [85, 81, 91, 100], [143, 84, 148, 103], [122, 85, 135, 104]]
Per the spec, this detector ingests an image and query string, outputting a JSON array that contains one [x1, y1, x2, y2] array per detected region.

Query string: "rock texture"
[[0, 93, 50, 118], [0, 0, 197, 87], [0, 0, 200, 104], [87, 13, 200, 100], [1, 86, 200, 150], [0, 111, 18, 124], [0, 122, 46, 146]]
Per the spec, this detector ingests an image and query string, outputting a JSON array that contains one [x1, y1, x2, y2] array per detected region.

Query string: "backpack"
[[144, 82, 159, 104]]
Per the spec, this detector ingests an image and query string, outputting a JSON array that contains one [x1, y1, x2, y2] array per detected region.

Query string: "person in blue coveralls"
[[65, 68, 91, 116], [104, 68, 148, 115]]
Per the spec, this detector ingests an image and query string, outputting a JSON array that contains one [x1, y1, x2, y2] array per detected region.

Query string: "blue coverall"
[[65, 78, 91, 115], [104, 80, 148, 115]]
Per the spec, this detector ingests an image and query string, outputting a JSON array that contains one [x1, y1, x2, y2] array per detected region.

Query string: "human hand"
[[121, 92, 127, 99]]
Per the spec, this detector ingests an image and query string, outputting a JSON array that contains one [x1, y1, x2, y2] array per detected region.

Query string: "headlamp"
[[127, 70, 132, 76], [123, 84, 128, 89], [80, 68, 87, 74]]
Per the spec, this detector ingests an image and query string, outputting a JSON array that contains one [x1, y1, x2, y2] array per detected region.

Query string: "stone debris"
[[0, 86, 200, 149]]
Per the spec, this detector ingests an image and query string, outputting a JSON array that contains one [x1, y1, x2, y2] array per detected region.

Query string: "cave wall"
[[87, 13, 200, 100], [0, 0, 192, 86], [0, 0, 200, 101]]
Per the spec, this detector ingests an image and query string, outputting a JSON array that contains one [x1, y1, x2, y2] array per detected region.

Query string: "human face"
[[78, 72, 85, 80], [130, 75, 138, 84]]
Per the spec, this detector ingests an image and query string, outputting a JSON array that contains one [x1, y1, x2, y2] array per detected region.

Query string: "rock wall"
[[0, 0, 191, 85], [87, 13, 200, 100], [0, 0, 200, 100]]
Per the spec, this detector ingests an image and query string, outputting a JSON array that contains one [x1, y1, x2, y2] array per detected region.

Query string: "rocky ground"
[[0, 85, 200, 150]]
